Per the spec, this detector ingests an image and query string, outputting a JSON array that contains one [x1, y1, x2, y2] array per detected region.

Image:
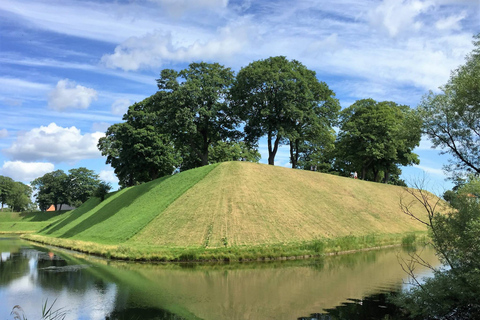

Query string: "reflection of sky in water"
[[1, 252, 10, 261], [0, 247, 116, 320]]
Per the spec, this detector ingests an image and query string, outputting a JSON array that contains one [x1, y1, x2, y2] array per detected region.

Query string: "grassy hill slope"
[[130, 161, 427, 248], [26, 161, 431, 260], [37, 164, 218, 244], [0, 211, 66, 233]]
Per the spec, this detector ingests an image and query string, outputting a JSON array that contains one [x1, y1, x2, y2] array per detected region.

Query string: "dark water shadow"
[[298, 292, 405, 320]]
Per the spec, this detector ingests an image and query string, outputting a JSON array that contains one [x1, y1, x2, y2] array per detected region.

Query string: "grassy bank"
[[23, 231, 428, 261], [22, 161, 435, 261], [0, 211, 68, 234]]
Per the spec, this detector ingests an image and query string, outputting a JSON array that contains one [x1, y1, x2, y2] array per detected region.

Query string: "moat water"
[[0, 236, 440, 319]]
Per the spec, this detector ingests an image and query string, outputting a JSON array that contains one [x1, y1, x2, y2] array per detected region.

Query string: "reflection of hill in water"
[[99, 246, 438, 320], [1, 240, 439, 320]]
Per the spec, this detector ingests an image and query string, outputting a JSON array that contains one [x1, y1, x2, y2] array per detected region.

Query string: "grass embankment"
[[24, 162, 432, 261], [0, 211, 67, 234]]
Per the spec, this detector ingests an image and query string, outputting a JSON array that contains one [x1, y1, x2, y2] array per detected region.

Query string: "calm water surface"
[[0, 236, 440, 320]]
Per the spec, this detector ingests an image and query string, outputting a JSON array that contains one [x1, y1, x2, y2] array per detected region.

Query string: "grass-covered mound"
[[25, 162, 432, 260], [0, 211, 67, 234]]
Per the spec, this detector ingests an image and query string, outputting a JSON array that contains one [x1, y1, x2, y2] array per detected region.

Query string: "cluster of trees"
[[99, 56, 422, 188], [0, 176, 34, 212], [31, 167, 110, 211], [396, 34, 480, 318]]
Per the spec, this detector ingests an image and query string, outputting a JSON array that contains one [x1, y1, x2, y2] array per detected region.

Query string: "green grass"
[[37, 164, 219, 244], [23, 161, 436, 261], [0, 211, 67, 234]]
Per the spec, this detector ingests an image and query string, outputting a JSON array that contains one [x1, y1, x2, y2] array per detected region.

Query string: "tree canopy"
[[31, 168, 102, 210], [0, 175, 33, 212], [335, 99, 421, 182], [231, 56, 340, 166], [418, 33, 480, 177], [156, 62, 241, 168], [98, 95, 179, 187]]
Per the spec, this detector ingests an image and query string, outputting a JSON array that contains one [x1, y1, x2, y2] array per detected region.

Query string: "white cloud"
[[435, 12, 467, 31], [111, 98, 131, 116], [1, 161, 54, 183], [102, 21, 252, 71], [99, 169, 118, 184], [369, 0, 434, 37], [0, 129, 8, 138], [48, 79, 98, 111], [5, 123, 104, 163], [414, 164, 445, 177]]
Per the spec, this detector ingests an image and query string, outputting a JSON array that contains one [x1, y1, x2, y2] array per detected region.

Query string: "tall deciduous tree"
[[6, 181, 33, 212], [418, 34, 480, 177], [0, 175, 14, 211], [67, 167, 100, 207], [31, 170, 69, 211], [156, 62, 240, 167], [98, 95, 179, 188], [231, 56, 339, 166], [335, 99, 421, 182]]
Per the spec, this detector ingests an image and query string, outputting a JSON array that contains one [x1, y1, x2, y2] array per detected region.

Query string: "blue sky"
[[0, 0, 478, 193]]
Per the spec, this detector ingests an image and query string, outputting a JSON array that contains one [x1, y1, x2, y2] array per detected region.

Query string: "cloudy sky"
[[0, 0, 478, 193]]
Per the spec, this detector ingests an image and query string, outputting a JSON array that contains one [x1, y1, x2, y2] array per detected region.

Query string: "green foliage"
[[418, 33, 480, 176], [208, 141, 260, 163], [31, 170, 69, 211], [66, 167, 100, 207], [335, 99, 421, 183], [7, 182, 33, 212], [231, 56, 340, 166], [0, 175, 14, 211], [94, 181, 112, 201], [98, 96, 180, 187], [0, 176, 34, 212], [397, 178, 480, 318], [156, 62, 240, 167]]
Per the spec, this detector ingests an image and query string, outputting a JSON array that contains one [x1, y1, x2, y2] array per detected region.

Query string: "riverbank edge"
[[21, 232, 428, 262]]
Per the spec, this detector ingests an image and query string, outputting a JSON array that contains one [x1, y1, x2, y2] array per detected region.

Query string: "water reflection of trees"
[[0, 253, 29, 285], [298, 292, 404, 320]]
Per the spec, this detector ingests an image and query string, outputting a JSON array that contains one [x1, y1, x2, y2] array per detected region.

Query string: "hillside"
[[29, 161, 430, 257], [0, 211, 66, 234]]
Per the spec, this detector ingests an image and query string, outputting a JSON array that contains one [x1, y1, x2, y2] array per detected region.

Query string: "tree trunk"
[[290, 139, 300, 169], [384, 170, 390, 184], [268, 132, 280, 165]]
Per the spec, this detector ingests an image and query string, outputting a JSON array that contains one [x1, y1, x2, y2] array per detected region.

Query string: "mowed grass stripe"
[[39, 164, 218, 244], [129, 161, 429, 248]]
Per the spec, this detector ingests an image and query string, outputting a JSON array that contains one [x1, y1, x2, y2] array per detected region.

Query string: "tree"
[[335, 99, 421, 182], [98, 96, 180, 188], [231, 56, 339, 166], [0, 175, 14, 211], [418, 34, 480, 177], [6, 181, 33, 212], [31, 170, 69, 211], [94, 181, 112, 202], [156, 62, 240, 167], [67, 167, 100, 207], [396, 178, 480, 318], [208, 141, 261, 163]]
